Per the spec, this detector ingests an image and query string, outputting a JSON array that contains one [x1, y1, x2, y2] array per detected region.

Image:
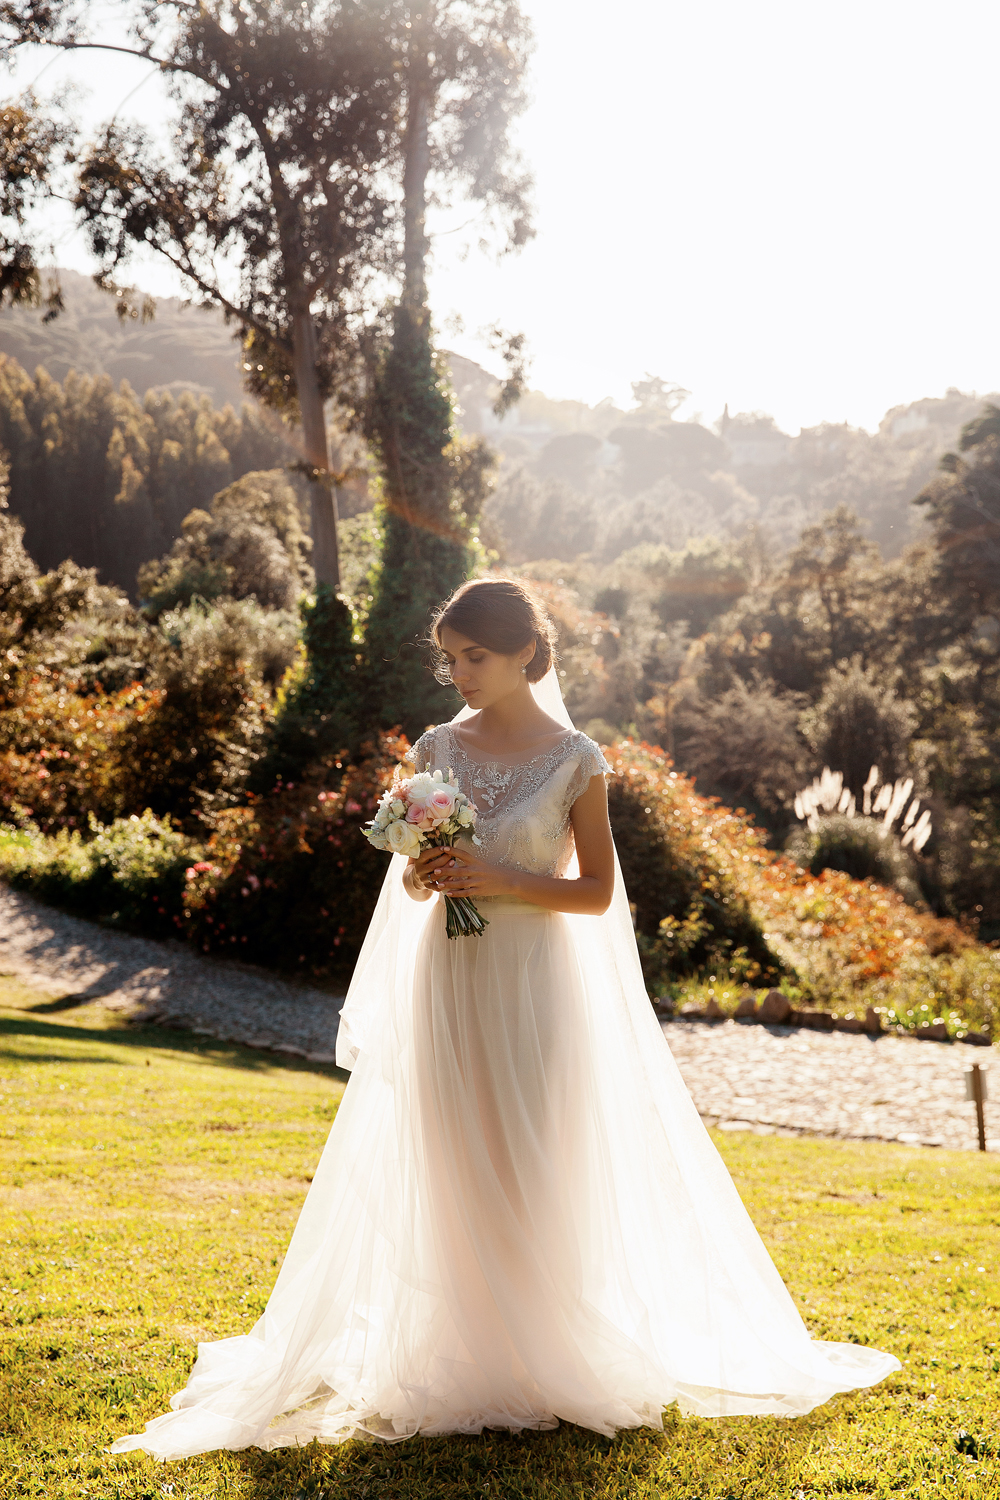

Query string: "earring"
[[521, 666, 527, 675]]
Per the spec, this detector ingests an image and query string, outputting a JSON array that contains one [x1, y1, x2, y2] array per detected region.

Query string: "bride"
[[111, 577, 898, 1459]]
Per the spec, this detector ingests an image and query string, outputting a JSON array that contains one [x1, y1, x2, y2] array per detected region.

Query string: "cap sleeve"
[[408, 727, 438, 773], [565, 734, 612, 809]]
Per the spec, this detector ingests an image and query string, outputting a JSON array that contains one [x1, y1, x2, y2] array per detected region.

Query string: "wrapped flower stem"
[[443, 890, 490, 940]]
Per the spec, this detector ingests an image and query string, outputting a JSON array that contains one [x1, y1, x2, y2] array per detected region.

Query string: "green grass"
[[2, 972, 1000, 1499]]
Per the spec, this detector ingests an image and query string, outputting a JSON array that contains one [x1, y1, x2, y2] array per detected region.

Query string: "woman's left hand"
[[429, 844, 512, 899]]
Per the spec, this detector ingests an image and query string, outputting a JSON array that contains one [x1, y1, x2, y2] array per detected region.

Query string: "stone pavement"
[[662, 1017, 998, 1153], [1, 885, 996, 1151]]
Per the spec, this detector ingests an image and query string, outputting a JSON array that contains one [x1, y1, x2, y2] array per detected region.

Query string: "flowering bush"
[[180, 731, 408, 979], [603, 739, 786, 994]]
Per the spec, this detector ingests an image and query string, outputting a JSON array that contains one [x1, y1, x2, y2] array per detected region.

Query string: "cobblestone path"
[[663, 1018, 998, 1153]]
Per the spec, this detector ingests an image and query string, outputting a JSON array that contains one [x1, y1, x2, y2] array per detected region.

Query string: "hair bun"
[[525, 629, 552, 683]]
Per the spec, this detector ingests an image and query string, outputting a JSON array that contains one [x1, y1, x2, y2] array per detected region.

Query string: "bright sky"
[[9, 0, 1000, 433]]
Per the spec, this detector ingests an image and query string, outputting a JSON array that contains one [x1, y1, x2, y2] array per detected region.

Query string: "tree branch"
[[27, 39, 181, 72], [140, 235, 288, 352]]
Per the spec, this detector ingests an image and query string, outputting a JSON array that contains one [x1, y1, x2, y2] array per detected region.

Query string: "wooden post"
[[964, 1064, 988, 1152]]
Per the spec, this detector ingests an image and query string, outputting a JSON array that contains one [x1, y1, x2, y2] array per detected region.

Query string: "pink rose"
[[406, 802, 434, 831], [426, 786, 458, 823]]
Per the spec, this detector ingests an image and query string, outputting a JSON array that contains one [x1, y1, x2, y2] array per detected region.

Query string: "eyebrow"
[[443, 645, 485, 657]]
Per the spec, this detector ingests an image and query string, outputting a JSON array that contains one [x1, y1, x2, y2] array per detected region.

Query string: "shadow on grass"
[[23, 989, 123, 1014], [0, 1012, 349, 1081], [222, 1410, 833, 1499]]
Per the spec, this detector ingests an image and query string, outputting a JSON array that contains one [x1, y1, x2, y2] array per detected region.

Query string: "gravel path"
[[663, 1018, 998, 1153], [0, 885, 345, 1064], [2, 885, 995, 1151]]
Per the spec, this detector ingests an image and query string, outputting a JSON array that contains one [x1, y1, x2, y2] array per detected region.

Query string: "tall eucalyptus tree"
[[0, 0, 403, 587], [365, 0, 533, 731]]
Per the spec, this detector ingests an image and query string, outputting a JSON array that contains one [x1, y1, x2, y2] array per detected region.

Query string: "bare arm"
[[433, 774, 615, 916]]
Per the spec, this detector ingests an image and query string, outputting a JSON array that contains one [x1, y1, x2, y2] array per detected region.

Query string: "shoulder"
[[559, 731, 612, 805], [565, 730, 612, 775], [410, 723, 452, 768]]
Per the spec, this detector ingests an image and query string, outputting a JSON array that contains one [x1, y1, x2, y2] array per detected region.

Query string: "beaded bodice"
[[410, 723, 610, 877]]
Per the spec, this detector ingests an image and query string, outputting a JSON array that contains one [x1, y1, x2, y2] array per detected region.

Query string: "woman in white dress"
[[111, 578, 898, 1460]]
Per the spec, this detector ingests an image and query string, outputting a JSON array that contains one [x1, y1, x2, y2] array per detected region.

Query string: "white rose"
[[385, 819, 422, 858], [390, 799, 405, 817], [457, 805, 473, 827]]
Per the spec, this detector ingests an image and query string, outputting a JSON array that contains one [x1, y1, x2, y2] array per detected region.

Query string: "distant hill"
[[455, 363, 1000, 561], [0, 269, 247, 409], [2, 272, 994, 568]]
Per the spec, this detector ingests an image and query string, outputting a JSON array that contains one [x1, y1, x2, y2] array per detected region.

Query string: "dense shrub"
[[138, 470, 313, 618], [674, 677, 809, 822], [785, 813, 922, 905], [604, 739, 786, 994], [0, 809, 195, 937], [0, 675, 165, 831], [181, 730, 408, 980], [801, 661, 916, 798]]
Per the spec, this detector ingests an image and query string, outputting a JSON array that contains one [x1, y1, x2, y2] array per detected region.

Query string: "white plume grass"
[[794, 765, 932, 853]]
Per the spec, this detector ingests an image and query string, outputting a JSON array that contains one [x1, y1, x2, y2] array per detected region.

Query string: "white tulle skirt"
[[110, 896, 899, 1460]]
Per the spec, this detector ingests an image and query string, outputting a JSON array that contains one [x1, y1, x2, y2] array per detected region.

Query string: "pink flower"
[[405, 803, 434, 831], [427, 786, 457, 821]]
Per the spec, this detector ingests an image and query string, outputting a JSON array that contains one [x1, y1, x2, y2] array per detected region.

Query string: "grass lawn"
[[2, 972, 1000, 1500]]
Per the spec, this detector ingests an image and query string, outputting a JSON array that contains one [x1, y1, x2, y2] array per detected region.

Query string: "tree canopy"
[[0, 0, 533, 593]]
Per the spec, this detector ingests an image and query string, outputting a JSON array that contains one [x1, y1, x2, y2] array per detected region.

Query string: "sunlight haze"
[[8, 0, 999, 432]]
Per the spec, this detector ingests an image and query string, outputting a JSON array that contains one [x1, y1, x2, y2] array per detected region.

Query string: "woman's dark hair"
[[431, 578, 558, 685]]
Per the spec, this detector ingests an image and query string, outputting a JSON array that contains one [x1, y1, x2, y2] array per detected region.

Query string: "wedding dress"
[[111, 671, 898, 1460]]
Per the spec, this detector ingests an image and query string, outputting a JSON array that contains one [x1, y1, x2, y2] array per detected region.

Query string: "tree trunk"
[[291, 302, 341, 588], [402, 62, 430, 310]]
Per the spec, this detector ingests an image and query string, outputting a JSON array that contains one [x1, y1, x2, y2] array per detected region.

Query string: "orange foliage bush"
[[0, 671, 164, 832], [602, 735, 980, 999]]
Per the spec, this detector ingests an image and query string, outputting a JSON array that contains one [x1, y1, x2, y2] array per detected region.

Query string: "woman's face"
[[438, 625, 534, 710]]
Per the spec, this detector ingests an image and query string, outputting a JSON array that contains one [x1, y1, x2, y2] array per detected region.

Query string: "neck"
[[474, 681, 548, 741]]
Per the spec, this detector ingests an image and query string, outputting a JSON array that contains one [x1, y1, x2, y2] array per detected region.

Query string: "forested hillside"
[[0, 269, 246, 407], [459, 368, 998, 563], [0, 354, 300, 591]]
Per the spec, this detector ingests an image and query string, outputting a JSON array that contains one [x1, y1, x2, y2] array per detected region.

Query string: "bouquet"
[[363, 766, 489, 939]]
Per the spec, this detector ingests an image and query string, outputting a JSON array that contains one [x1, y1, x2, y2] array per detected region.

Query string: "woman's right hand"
[[406, 846, 455, 900]]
